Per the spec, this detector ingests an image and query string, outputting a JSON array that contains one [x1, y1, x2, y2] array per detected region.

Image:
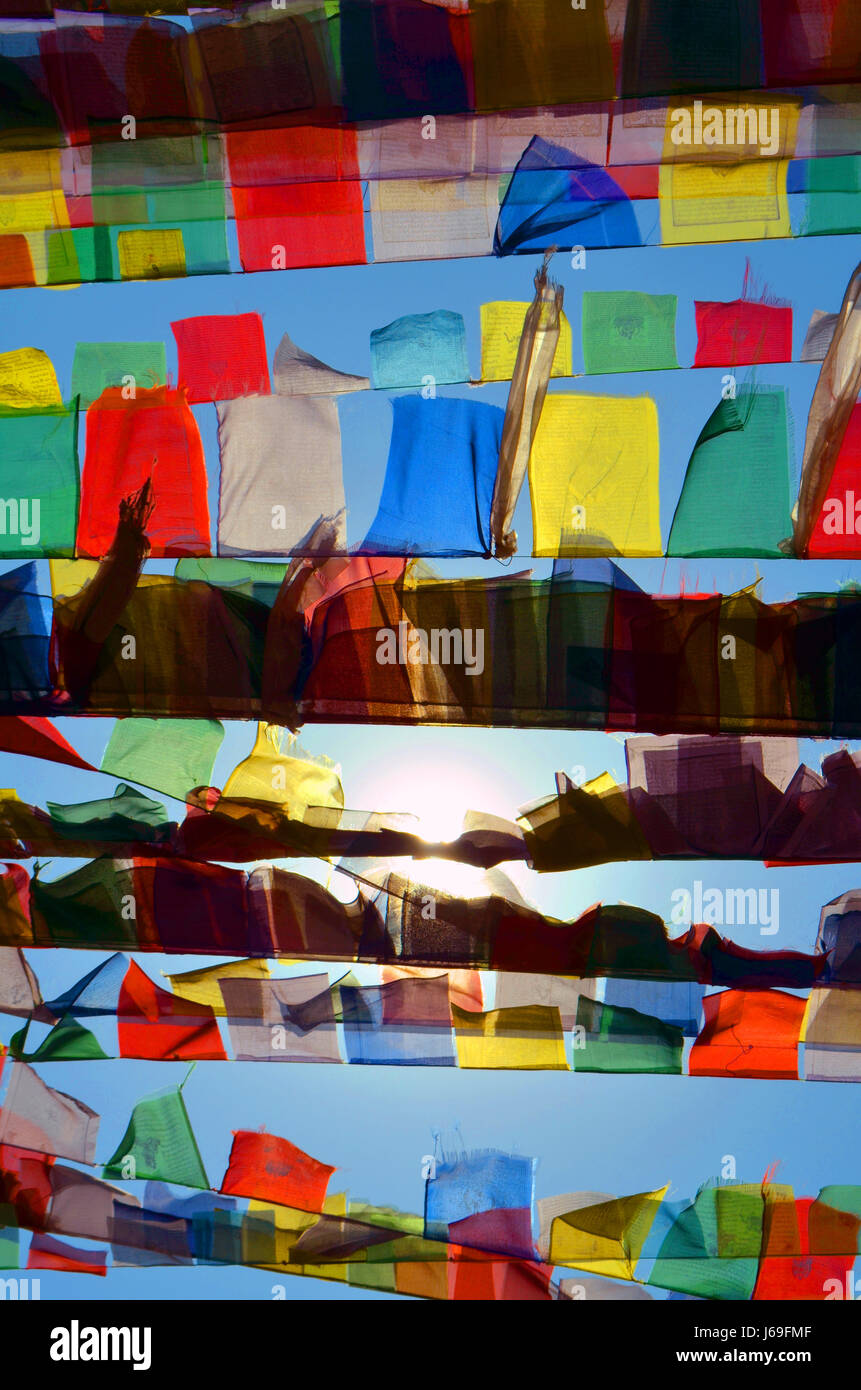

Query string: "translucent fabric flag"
[[492, 972, 597, 1029], [528, 394, 662, 556], [536, 1190, 613, 1262], [448, 1257, 553, 1301], [164, 959, 271, 1017], [0, 1062, 99, 1164], [219, 974, 342, 1064], [43, 953, 128, 1023], [220, 1131, 335, 1214], [0, 1226, 17, 1269], [273, 333, 369, 397], [77, 386, 209, 559], [658, 99, 799, 245], [494, 138, 641, 257], [558, 1275, 653, 1301], [0, 563, 54, 703], [71, 344, 167, 410], [100, 717, 225, 804], [369, 176, 498, 262], [620, 0, 762, 97], [216, 395, 346, 556], [0, 402, 79, 558], [381, 966, 483, 1014], [469, 0, 613, 109], [581, 293, 678, 375], [789, 260, 861, 557], [0, 949, 42, 1019], [647, 1181, 762, 1300], [601, 980, 705, 1036], [0, 348, 62, 410], [425, 1147, 536, 1250], [0, 237, 36, 290], [815, 890, 861, 984], [222, 724, 343, 817], [47, 784, 170, 845], [799, 155, 861, 237], [340, 977, 455, 1067], [754, 1194, 858, 1299], [689, 990, 806, 1080], [800, 310, 839, 363], [803, 988, 861, 1082], [172, 313, 271, 404], [452, 1003, 568, 1069], [27, 1232, 106, 1276], [361, 397, 503, 555], [117, 960, 227, 1061], [693, 300, 792, 368], [549, 1187, 668, 1280], [806, 405, 861, 558], [369, 311, 469, 390], [340, 0, 469, 120], [103, 1083, 209, 1190], [232, 181, 366, 272], [11, 1017, 110, 1064], [117, 229, 186, 281], [480, 302, 573, 383], [667, 386, 792, 557], [29, 860, 138, 952], [573, 998, 683, 1074], [0, 717, 94, 773]]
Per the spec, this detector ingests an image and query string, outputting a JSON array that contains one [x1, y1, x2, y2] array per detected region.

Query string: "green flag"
[[103, 1084, 209, 1189]]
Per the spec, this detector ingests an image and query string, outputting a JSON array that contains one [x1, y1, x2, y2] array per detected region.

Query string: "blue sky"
[[1, 229, 860, 1298]]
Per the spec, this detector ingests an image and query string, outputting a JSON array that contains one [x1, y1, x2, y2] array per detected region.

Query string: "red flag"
[[0, 717, 95, 772], [220, 1130, 334, 1213], [118, 960, 226, 1061], [27, 1232, 107, 1276]]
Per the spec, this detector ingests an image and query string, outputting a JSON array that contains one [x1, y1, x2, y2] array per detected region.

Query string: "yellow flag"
[[222, 723, 344, 819], [549, 1185, 669, 1279], [480, 301, 573, 381], [452, 1002, 568, 1070], [529, 394, 662, 556], [0, 348, 62, 409], [162, 957, 272, 1015], [118, 228, 186, 280]]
